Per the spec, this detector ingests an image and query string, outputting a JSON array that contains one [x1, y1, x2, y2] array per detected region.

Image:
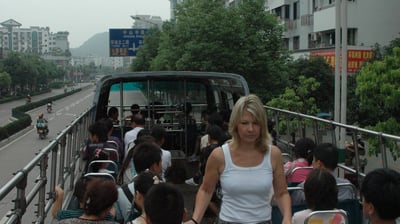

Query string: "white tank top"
[[219, 143, 273, 223]]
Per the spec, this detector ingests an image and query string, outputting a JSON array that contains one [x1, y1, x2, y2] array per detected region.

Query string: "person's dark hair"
[[83, 178, 118, 216], [208, 112, 224, 127], [304, 169, 338, 210], [134, 170, 161, 197], [133, 142, 162, 173], [313, 143, 338, 170], [207, 125, 223, 144], [73, 176, 92, 203], [132, 113, 145, 126], [144, 183, 184, 224], [90, 148, 109, 172], [151, 125, 166, 144], [98, 118, 113, 132], [131, 104, 140, 114], [294, 138, 316, 165], [107, 107, 118, 118], [88, 121, 108, 142], [360, 168, 400, 220]]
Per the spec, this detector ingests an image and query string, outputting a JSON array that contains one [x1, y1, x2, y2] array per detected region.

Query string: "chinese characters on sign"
[[109, 29, 147, 57], [310, 49, 372, 73]]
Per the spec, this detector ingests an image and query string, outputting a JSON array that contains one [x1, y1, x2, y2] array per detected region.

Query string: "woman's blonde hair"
[[228, 94, 271, 153]]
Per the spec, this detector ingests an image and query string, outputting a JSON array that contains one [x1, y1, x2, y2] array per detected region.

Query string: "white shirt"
[[124, 127, 144, 154], [161, 148, 172, 181]]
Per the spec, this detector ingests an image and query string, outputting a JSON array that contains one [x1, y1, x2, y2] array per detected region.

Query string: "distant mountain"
[[70, 32, 109, 57]]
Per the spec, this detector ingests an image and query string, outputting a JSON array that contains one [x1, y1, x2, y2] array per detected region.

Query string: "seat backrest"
[[106, 140, 119, 150], [304, 209, 348, 224], [83, 172, 116, 183], [289, 166, 313, 185], [281, 153, 293, 164], [87, 160, 119, 176], [103, 147, 120, 164]]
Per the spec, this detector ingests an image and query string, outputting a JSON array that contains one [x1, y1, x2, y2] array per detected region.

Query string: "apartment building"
[[0, 19, 70, 65], [225, 0, 400, 73]]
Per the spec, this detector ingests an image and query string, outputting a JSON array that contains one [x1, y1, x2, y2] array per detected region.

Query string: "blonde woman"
[[186, 94, 291, 224]]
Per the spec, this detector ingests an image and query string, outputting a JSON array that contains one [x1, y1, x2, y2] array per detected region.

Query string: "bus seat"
[[83, 172, 116, 183], [271, 184, 361, 224], [288, 166, 313, 186], [281, 153, 292, 164], [87, 160, 118, 178], [103, 147, 120, 165], [304, 209, 348, 224]]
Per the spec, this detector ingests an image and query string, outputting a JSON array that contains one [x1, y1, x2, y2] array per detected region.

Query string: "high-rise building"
[[0, 19, 70, 65], [170, 0, 185, 21]]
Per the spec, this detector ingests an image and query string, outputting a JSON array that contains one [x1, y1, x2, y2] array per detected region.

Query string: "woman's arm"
[[271, 146, 292, 224], [184, 147, 223, 224], [51, 186, 64, 218]]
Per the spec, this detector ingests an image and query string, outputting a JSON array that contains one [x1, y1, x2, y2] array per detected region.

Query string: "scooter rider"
[[36, 112, 49, 134], [47, 101, 52, 113]]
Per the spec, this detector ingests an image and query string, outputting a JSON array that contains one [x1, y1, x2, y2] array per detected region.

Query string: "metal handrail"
[[0, 107, 93, 224]]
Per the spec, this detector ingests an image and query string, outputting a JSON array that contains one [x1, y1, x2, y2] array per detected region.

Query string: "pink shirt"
[[284, 158, 311, 184]]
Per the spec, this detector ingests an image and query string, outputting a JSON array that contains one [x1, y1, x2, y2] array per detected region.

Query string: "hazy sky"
[[1, 0, 171, 48]]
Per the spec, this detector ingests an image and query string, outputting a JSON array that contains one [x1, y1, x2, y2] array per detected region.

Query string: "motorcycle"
[[47, 103, 52, 113], [36, 122, 48, 139]]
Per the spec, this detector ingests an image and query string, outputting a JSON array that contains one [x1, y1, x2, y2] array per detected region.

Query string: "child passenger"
[[292, 169, 346, 224]]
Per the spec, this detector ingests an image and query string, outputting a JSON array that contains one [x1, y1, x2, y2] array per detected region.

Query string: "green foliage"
[[132, 0, 288, 101], [0, 52, 67, 94], [356, 47, 400, 127], [131, 28, 162, 71], [287, 56, 334, 112], [365, 118, 400, 160], [267, 76, 320, 136], [0, 72, 12, 90]]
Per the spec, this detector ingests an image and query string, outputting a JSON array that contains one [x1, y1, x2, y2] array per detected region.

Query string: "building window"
[[293, 36, 300, 50], [348, 28, 357, 45], [293, 2, 299, 20], [284, 4, 290, 19]]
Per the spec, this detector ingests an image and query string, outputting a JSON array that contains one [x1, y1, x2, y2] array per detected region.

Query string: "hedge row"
[[0, 88, 51, 104], [0, 88, 82, 141]]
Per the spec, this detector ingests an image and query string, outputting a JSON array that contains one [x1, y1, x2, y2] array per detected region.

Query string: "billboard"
[[109, 28, 147, 57], [310, 49, 372, 73]]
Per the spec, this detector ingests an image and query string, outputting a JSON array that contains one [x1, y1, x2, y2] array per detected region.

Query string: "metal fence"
[[0, 107, 93, 224]]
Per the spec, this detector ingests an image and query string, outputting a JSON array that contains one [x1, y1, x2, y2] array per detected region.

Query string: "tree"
[[0, 72, 11, 96], [131, 28, 162, 71], [287, 56, 334, 112], [267, 76, 320, 115], [134, 0, 289, 101], [356, 47, 400, 157]]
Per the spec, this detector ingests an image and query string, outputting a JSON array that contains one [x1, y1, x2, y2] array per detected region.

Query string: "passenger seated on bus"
[[52, 176, 116, 221], [108, 106, 120, 125], [151, 125, 172, 182], [99, 118, 124, 164], [124, 113, 145, 153], [186, 124, 224, 186], [360, 168, 400, 224], [284, 138, 315, 185], [144, 183, 187, 224], [191, 112, 229, 161], [178, 102, 198, 155], [57, 178, 119, 224], [114, 141, 162, 223], [83, 120, 119, 172], [126, 170, 161, 224], [125, 104, 140, 127], [292, 169, 346, 224], [291, 143, 355, 205], [87, 148, 115, 174]]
